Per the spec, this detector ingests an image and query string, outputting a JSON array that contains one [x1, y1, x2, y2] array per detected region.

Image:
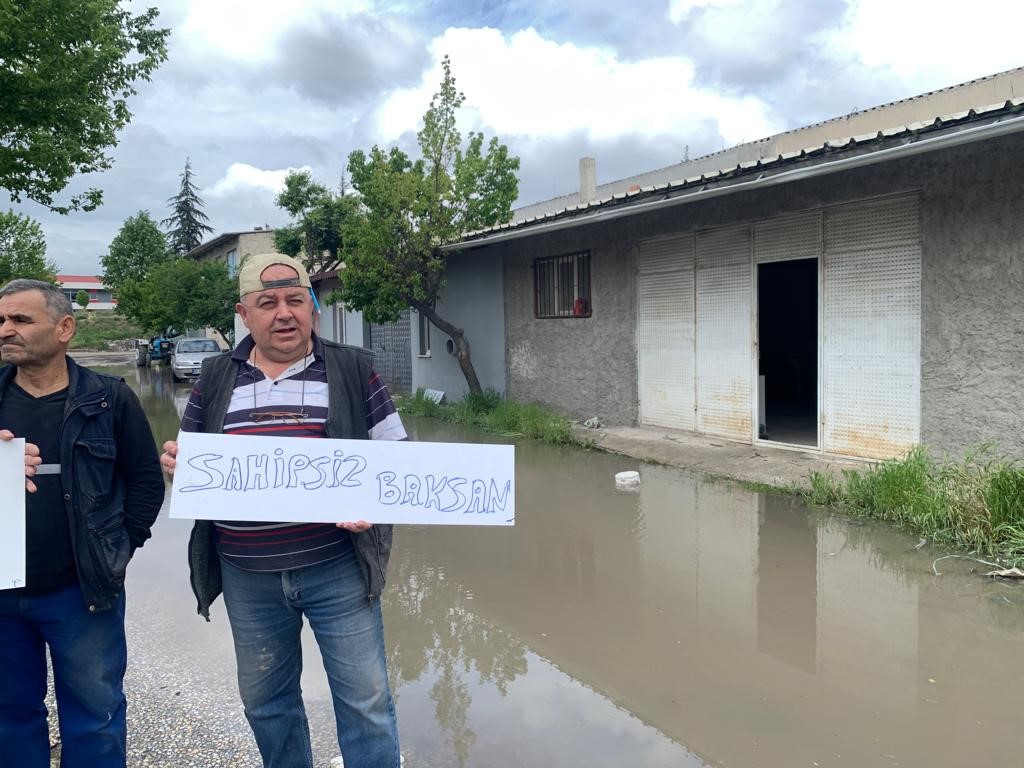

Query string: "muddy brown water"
[[110, 363, 1024, 767]]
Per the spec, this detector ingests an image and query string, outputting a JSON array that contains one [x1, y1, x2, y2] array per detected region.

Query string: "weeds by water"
[[805, 445, 1024, 565], [398, 388, 579, 446]]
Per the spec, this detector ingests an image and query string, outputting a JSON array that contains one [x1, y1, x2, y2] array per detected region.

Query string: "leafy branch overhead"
[[0, 1, 170, 213]]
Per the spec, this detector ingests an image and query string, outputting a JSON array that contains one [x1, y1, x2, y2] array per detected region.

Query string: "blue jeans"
[[221, 550, 400, 768], [0, 584, 128, 768]]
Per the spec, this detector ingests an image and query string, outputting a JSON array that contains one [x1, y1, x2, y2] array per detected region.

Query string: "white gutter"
[[446, 112, 1024, 251]]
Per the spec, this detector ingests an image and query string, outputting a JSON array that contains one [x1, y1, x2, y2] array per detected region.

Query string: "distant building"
[[186, 227, 277, 277], [57, 275, 116, 310], [187, 227, 277, 344]]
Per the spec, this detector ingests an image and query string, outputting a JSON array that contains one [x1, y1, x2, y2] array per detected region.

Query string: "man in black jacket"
[[0, 279, 165, 768]]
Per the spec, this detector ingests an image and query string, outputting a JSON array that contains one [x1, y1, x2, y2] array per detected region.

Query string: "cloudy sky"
[[11, 0, 1024, 275]]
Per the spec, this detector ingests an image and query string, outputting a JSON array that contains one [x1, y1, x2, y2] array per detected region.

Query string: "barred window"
[[534, 251, 591, 318]]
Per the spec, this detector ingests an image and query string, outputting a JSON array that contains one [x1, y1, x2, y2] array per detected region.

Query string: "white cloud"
[[178, 0, 372, 62], [374, 26, 782, 150], [827, 0, 1024, 89], [667, 0, 744, 24], [208, 163, 308, 197]]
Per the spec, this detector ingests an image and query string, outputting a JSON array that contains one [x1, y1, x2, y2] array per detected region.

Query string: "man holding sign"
[[0, 279, 165, 767], [160, 254, 405, 768]]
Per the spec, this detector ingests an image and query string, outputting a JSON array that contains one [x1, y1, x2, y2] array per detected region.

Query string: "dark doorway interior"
[[758, 259, 818, 446]]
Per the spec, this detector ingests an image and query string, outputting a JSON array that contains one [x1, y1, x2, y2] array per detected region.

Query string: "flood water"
[[112, 362, 1024, 767]]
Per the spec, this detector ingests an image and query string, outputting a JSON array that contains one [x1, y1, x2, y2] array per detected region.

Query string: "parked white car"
[[170, 338, 222, 382]]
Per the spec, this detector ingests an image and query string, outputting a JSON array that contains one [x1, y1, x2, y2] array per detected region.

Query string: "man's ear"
[[57, 314, 76, 344], [236, 302, 249, 329]]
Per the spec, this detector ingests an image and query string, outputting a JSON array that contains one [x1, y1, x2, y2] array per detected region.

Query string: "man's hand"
[[337, 521, 373, 533], [160, 440, 178, 476], [0, 429, 41, 493]]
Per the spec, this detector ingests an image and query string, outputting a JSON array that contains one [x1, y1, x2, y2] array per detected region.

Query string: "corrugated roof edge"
[[509, 66, 1024, 215], [453, 98, 1024, 248]]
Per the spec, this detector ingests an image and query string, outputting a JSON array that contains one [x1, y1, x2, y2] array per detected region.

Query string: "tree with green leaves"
[[75, 290, 90, 310], [0, 1, 170, 213], [0, 209, 58, 284], [162, 157, 214, 254], [117, 258, 236, 341], [339, 56, 519, 393], [273, 170, 357, 271], [101, 211, 172, 322]]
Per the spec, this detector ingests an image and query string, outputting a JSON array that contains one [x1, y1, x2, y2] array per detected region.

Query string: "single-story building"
[[309, 260, 413, 393], [57, 274, 116, 310], [419, 67, 1024, 461]]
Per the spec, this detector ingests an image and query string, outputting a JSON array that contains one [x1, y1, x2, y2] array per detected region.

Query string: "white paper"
[[169, 431, 515, 525], [0, 438, 27, 589]]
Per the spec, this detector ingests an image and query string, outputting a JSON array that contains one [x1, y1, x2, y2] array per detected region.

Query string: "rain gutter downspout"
[[445, 112, 1024, 251]]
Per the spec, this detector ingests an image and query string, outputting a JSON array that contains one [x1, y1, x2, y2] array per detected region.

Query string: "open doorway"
[[757, 258, 818, 447]]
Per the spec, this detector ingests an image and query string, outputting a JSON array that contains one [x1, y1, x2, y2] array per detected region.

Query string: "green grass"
[[397, 388, 578, 446], [69, 312, 144, 351], [805, 444, 1024, 566]]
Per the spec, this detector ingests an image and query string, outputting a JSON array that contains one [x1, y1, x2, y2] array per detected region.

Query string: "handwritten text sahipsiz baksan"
[[178, 449, 511, 515], [376, 471, 511, 515], [180, 449, 366, 493]]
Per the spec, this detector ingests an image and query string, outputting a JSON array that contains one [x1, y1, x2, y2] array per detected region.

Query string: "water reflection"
[[385, 420, 1024, 768], [107, 362, 192, 445], [110, 366, 1024, 768]]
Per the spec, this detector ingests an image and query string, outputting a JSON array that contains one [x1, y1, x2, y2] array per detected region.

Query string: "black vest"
[[185, 338, 395, 620]]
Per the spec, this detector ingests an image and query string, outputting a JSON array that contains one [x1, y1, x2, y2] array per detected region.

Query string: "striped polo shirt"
[[180, 334, 406, 571]]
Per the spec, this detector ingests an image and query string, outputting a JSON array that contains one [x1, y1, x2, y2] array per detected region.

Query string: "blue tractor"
[[135, 332, 177, 367]]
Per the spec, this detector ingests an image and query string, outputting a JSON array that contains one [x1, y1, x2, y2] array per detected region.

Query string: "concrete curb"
[[572, 424, 867, 491]]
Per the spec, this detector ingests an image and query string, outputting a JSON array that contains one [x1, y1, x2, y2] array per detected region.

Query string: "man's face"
[[0, 290, 74, 368], [236, 264, 314, 363]]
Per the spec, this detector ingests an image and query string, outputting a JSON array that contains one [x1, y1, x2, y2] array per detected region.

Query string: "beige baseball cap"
[[237, 253, 312, 297]]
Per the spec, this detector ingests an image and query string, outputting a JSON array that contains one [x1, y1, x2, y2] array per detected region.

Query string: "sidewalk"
[[573, 424, 868, 490]]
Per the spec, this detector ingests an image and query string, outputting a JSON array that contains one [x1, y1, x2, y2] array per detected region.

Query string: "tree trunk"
[[411, 300, 483, 395]]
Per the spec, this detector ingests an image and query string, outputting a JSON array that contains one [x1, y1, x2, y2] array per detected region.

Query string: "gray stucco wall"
[[503, 225, 638, 424], [413, 250, 507, 399], [497, 133, 1024, 456], [919, 137, 1024, 458]]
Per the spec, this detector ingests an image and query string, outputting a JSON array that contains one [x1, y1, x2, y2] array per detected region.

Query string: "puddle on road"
[[387, 419, 1024, 768], [117, 363, 1024, 768]]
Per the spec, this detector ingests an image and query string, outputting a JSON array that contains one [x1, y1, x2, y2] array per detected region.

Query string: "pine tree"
[[162, 158, 214, 254]]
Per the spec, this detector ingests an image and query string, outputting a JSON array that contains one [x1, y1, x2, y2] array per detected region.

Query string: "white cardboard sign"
[[169, 431, 515, 525], [0, 438, 27, 589]]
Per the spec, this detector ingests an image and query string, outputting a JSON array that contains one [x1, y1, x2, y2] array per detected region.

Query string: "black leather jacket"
[[0, 358, 165, 611]]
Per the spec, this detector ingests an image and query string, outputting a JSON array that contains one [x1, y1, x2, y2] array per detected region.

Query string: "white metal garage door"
[[696, 226, 753, 440], [753, 211, 822, 265], [637, 234, 696, 430], [823, 194, 921, 458]]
